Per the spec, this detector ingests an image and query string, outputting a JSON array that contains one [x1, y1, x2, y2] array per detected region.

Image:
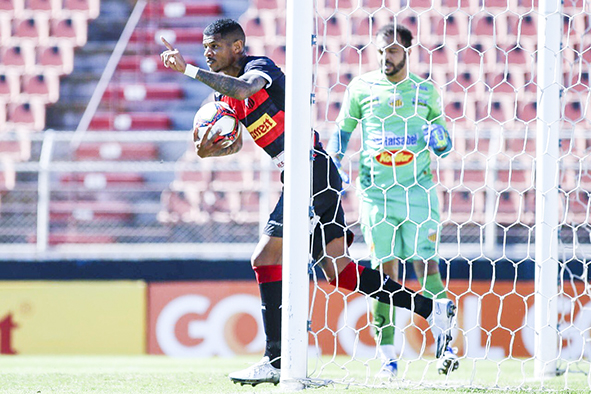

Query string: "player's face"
[[202, 34, 239, 74], [376, 33, 408, 80]]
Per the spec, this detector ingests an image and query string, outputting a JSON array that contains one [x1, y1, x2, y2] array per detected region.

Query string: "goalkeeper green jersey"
[[336, 70, 447, 191]]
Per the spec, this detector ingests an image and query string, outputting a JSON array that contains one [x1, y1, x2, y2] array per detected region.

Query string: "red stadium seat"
[[116, 54, 196, 73], [564, 100, 583, 123], [102, 83, 184, 101], [37, 44, 74, 74], [1, 44, 36, 73], [75, 142, 159, 161], [0, 0, 22, 17], [60, 173, 145, 189], [88, 113, 172, 131], [22, 72, 60, 103], [7, 100, 45, 131], [0, 73, 19, 101], [507, 14, 536, 37], [28, 232, 117, 245], [62, 0, 99, 19], [12, 17, 49, 45], [253, 0, 278, 10], [49, 16, 87, 47], [242, 15, 266, 38], [144, 2, 222, 18], [129, 27, 203, 46], [49, 200, 134, 223], [435, 13, 467, 37]]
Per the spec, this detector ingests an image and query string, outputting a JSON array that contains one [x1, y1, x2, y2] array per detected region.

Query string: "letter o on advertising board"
[[156, 294, 264, 357]]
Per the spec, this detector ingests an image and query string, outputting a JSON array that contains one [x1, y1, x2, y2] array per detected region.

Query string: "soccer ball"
[[193, 101, 242, 148]]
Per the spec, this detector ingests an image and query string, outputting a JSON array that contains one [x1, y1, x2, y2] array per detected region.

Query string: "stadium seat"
[[0, 137, 30, 162], [564, 70, 590, 93], [564, 100, 583, 123], [0, 72, 19, 101], [6, 100, 45, 131], [516, 101, 536, 124], [1, 44, 35, 73], [75, 142, 159, 161], [458, 43, 486, 67], [62, 0, 99, 19], [25, 0, 57, 14], [49, 16, 87, 47], [430, 43, 450, 65], [447, 70, 480, 94], [242, 15, 266, 38], [12, 16, 49, 45], [116, 54, 196, 73], [445, 100, 472, 124], [0, 0, 23, 17], [21, 72, 60, 103], [143, 1, 222, 18], [32, 233, 117, 245], [435, 13, 467, 37], [253, 0, 278, 10], [129, 27, 203, 46], [500, 44, 528, 66], [37, 44, 74, 74], [507, 13, 536, 37], [102, 83, 184, 101], [158, 188, 208, 224], [495, 190, 522, 225], [88, 112, 172, 130], [49, 200, 134, 223], [60, 173, 145, 190]]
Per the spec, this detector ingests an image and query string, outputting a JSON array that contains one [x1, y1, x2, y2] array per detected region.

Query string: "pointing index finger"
[[161, 36, 174, 50]]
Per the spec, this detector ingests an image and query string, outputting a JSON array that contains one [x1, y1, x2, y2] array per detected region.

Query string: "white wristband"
[[184, 64, 199, 79]]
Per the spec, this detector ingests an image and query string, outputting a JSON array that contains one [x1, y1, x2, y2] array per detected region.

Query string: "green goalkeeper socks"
[[418, 272, 447, 299], [372, 298, 395, 346]]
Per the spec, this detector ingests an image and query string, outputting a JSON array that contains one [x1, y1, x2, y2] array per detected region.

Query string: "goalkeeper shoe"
[[376, 359, 398, 379], [427, 298, 456, 359], [437, 347, 460, 375], [229, 356, 280, 386]]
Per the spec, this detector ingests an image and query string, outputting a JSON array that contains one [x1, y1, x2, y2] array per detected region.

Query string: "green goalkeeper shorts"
[[359, 183, 440, 263]]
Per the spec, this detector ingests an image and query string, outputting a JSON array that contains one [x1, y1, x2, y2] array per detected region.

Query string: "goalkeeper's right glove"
[[331, 156, 350, 185]]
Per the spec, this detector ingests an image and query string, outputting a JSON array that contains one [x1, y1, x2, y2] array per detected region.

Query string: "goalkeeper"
[[328, 23, 458, 377]]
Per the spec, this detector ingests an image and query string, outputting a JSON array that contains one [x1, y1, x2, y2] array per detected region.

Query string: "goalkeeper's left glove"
[[422, 124, 452, 157]]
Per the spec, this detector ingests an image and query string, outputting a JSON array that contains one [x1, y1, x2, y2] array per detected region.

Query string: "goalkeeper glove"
[[331, 156, 350, 185], [422, 124, 452, 157]]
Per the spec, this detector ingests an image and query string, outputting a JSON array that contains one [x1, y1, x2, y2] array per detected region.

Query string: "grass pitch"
[[0, 355, 588, 393]]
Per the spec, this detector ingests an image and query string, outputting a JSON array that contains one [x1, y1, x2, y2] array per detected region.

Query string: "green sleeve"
[[336, 82, 361, 133], [429, 85, 447, 129]]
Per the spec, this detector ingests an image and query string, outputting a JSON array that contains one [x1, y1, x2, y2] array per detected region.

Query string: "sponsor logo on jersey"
[[374, 149, 415, 166], [247, 114, 277, 141], [369, 134, 418, 149]]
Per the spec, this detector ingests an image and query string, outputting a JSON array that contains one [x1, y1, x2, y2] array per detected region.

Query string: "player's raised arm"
[[159, 36, 266, 100]]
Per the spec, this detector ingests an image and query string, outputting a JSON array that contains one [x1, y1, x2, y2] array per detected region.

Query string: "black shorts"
[[263, 144, 353, 260]]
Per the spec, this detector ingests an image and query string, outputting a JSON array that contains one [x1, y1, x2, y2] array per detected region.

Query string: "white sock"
[[378, 344, 397, 362]]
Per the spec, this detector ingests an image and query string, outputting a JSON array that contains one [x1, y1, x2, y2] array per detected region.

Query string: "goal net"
[[256, 0, 591, 390]]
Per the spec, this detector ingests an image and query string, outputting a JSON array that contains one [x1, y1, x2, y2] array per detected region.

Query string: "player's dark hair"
[[204, 18, 246, 44], [376, 23, 413, 48]]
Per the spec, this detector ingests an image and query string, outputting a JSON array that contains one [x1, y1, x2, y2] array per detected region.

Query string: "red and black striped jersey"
[[215, 56, 286, 169]]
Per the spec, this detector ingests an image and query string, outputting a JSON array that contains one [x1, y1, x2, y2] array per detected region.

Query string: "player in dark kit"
[[161, 18, 457, 386]]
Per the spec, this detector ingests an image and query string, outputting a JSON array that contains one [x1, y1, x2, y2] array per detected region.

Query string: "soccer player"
[[161, 18, 457, 386], [327, 23, 460, 376]]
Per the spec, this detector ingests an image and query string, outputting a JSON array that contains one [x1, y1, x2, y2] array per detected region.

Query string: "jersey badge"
[[388, 93, 403, 109]]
